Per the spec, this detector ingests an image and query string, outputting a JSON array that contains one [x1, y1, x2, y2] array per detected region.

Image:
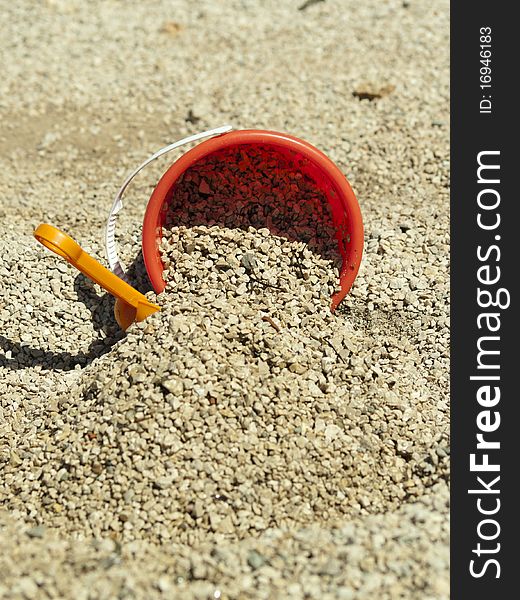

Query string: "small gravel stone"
[[247, 550, 267, 570], [25, 526, 46, 539]]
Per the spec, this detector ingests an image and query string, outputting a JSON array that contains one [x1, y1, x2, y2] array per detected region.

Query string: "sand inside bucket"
[[161, 143, 342, 255]]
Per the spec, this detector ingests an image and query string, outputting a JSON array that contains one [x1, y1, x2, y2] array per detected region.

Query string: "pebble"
[[25, 526, 46, 539], [247, 550, 267, 570]]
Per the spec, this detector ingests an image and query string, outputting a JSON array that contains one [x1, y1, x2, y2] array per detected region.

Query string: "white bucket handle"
[[105, 124, 233, 280]]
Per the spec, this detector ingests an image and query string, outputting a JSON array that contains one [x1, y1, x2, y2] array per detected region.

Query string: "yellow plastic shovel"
[[34, 224, 160, 330]]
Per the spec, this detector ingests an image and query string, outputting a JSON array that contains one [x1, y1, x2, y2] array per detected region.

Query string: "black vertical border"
[[451, 2, 515, 597]]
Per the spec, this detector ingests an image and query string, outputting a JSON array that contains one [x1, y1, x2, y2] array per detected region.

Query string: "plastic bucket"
[[142, 129, 363, 310]]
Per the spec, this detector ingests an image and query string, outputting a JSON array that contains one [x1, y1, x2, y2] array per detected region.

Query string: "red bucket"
[[140, 129, 363, 310]]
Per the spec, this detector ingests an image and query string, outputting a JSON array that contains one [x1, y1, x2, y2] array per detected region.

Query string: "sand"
[[0, 1, 449, 598]]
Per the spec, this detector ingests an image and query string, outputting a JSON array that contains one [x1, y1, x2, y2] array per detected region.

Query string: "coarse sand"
[[0, 1, 449, 598]]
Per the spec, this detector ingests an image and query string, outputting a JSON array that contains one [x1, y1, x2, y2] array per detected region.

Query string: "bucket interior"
[[157, 143, 350, 272]]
